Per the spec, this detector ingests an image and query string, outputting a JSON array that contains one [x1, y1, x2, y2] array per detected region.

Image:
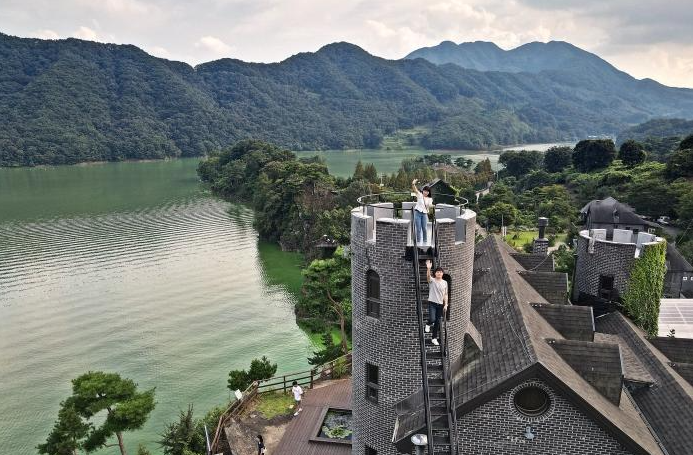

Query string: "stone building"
[[580, 197, 657, 238], [573, 228, 665, 302], [350, 201, 476, 455], [278, 192, 693, 455]]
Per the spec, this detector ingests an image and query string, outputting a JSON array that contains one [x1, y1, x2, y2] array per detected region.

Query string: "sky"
[[1, 0, 692, 88]]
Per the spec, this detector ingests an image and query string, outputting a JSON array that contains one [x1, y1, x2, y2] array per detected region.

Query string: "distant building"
[[580, 197, 657, 238], [580, 196, 693, 298], [424, 178, 457, 204]]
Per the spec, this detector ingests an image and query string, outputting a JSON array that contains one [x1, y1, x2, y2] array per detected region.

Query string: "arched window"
[[366, 270, 380, 318]]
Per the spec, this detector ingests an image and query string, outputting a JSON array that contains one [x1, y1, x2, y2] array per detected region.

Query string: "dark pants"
[[428, 301, 443, 340]]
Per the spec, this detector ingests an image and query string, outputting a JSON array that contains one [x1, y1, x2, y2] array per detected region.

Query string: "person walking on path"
[[256, 435, 266, 455], [411, 179, 433, 246], [291, 381, 304, 416], [425, 259, 448, 346]]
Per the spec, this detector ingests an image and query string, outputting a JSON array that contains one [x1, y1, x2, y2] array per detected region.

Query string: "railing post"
[[310, 369, 315, 389], [283, 375, 287, 394]]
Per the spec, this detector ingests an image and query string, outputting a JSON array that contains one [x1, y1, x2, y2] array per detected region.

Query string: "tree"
[[137, 445, 152, 455], [353, 160, 365, 180], [38, 402, 91, 455], [159, 405, 225, 455], [572, 139, 616, 172], [227, 356, 278, 392], [543, 146, 572, 173], [666, 147, 693, 178], [481, 202, 518, 229], [619, 140, 646, 166], [679, 134, 693, 151], [301, 248, 352, 354], [455, 157, 474, 170], [498, 150, 542, 178], [159, 406, 202, 455], [47, 372, 156, 455], [363, 163, 378, 183], [474, 158, 492, 175], [308, 332, 344, 365]]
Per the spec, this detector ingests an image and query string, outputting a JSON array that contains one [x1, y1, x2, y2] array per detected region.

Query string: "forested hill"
[[3, 34, 693, 166], [617, 118, 693, 144]]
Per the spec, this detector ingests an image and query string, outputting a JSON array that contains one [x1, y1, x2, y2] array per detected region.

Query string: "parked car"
[[657, 216, 671, 225]]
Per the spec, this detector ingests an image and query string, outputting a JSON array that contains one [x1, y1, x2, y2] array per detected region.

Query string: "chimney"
[[538, 217, 549, 239], [534, 217, 549, 255]]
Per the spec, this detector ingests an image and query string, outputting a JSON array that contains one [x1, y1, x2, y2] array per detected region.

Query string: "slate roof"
[[666, 243, 693, 272], [393, 236, 664, 455], [518, 270, 569, 304], [581, 196, 654, 227], [532, 303, 594, 341], [595, 333, 654, 385], [595, 312, 693, 455], [649, 337, 693, 363], [510, 252, 555, 272], [548, 339, 623, 405]]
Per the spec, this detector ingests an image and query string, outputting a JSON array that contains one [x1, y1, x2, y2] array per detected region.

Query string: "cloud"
[[72, 26, 99, 41], [33, 29, 60, 40], [0, 0, 691, 87], [195, 35, 233, 56]]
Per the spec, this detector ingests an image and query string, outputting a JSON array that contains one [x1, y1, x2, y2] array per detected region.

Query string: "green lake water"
[[294, 143, 573, 177], [0, 159, 312, 454]]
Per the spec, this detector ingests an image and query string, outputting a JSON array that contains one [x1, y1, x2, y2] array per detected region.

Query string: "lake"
[[294, 142, 573, 177], [0, 159, 313, 455]]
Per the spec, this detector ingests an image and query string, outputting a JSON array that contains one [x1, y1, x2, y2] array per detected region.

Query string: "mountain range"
[[1, 33, 693, 166]]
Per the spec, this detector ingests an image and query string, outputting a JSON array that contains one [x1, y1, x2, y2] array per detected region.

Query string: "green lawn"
[[254, 391, 295, 419], [503, 230, 568, 250]]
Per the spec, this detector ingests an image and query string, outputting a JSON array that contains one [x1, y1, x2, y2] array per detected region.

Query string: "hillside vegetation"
[[3, 34, 693, 166]]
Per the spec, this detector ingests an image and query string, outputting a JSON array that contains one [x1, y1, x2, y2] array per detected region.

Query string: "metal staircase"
[[410, 216, 459, 454]]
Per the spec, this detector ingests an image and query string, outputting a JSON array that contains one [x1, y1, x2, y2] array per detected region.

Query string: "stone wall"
[[351, 209, 475, 454], [455, 379, 634, 455], [573, 233, 636, 301]]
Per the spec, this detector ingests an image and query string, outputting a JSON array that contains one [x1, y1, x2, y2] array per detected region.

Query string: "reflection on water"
[[0, 160, 313, 455]]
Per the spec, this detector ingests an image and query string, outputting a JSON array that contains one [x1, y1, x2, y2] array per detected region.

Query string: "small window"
[[366, 270, 380, 318], [365, 446, 377, 455], [684, 277, 688, 281], [514, 386, 550, 417], [599, 275, 614, 299], [366, 363, 379, 403]]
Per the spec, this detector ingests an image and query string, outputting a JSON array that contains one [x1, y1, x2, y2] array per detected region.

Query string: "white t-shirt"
[[292, 385, 303, 401], [428, 278, 448, 305], [414, 192, 433, 214]]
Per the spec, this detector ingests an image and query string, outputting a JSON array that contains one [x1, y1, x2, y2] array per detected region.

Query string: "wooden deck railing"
[[210, 353, 352, 454]]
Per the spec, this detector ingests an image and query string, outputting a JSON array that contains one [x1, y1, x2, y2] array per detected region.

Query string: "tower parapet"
[[350, 193, 476, 455], [573, 228, 665, 301]]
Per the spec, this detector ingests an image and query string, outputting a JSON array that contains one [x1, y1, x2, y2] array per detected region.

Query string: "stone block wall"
[[351, 209, 476, 454], [573, 233, 636, 301], [455, 379, 634, 455]]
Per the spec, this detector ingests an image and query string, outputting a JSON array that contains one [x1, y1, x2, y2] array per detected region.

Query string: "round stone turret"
[[350, 197, 476, 454]]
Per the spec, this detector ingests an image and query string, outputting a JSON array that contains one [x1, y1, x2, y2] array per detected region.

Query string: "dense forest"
[[3, 33, 693, 166]]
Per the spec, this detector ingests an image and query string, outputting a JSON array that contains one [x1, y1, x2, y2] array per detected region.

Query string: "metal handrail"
[[356, 191, 469, 210], [410, 209, 435, 455], [435, 217, 459, 455]]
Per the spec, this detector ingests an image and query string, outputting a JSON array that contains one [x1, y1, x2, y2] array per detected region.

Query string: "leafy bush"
[[227, 356, 278, 392]]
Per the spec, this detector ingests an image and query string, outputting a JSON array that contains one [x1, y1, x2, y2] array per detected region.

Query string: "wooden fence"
[[210, 353, 352, 454]]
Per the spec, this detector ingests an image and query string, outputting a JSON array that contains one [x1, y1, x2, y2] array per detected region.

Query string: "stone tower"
[[350, 202, 476, 454], [573, 228, 665, 301]]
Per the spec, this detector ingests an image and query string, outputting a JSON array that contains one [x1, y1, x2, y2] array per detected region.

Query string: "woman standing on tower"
[[411, 179, 433, 246]]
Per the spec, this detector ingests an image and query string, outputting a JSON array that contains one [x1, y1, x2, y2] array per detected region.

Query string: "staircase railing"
[[410, 209, 435, 455], [435, 219, 460, 455]]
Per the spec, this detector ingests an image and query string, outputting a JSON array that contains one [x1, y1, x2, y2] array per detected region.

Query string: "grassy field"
[[503, 230, 568, 250], [254, 391, 295, 419]]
